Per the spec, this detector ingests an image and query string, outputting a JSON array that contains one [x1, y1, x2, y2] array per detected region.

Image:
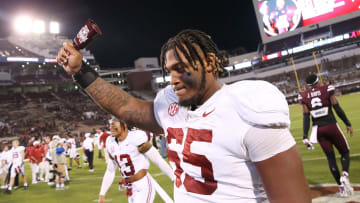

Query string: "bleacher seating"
[[8, 34, 94, 59], [0, 39, 40, 57]]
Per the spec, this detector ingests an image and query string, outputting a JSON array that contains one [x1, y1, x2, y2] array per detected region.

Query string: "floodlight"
[[14, 17, 32, 33], [32, 20, 45, 33], [50, 21, 60, 34]]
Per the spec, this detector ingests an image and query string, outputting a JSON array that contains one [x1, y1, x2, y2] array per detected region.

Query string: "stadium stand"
[[8, 34, 94, 59], [0, 39, 41, 57]]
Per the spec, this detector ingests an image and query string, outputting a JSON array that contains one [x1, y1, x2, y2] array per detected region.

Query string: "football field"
[[0, 93, 359, 202]]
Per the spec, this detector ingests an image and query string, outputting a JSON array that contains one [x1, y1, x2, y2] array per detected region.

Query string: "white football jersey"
[[153, 80, 291, 203], [106, 130, 150, 178], [3, 150, 12, 165], [67, 138, 76, 150], [94, 132, 101, 145], [0, 152, 3, 168], [10, 146, 25, 165]]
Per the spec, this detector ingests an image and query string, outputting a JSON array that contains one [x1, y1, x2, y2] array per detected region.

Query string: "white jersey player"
[[1, 145, 11, 189], [153, 81, 300, 202], [7, 140, 28, 193], [66, 135, 81, 170], [99, 117, 174, 203]]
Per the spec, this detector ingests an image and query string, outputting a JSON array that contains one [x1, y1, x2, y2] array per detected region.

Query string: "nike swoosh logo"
[[203, 108, 215, 117]]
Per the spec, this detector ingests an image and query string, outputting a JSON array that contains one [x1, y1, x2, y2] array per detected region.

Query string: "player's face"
[[110, 121, 123, 138], [165, 48, 205, 107], [12, 140, 19, 147]]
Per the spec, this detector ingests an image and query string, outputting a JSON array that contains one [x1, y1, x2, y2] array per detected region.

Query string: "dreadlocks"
[[160, 29, 229, 77]]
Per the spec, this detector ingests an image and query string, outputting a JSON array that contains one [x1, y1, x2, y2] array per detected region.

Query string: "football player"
[[66, 134, 81, 170], [98, 117, 174, 203], [40, 136, 51, 183], [1, 145, 11, 189], [95, 129, 103, 158], [6, 140, 28, 193], [299, 74, 354, 197], [57, 29, 311, 202]]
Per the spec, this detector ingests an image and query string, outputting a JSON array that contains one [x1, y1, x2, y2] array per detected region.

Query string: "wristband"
[[72, 63, 99, 89]]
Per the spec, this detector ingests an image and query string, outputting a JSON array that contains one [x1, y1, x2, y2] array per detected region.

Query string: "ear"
[[205, 53, 216, 73]]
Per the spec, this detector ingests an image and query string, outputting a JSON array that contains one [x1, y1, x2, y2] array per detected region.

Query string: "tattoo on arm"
[[85, 78, 163, 133], [86, 78, 131, 113]]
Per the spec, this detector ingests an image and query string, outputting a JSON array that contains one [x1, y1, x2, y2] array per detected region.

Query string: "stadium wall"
[[220, 45, 360, 84]]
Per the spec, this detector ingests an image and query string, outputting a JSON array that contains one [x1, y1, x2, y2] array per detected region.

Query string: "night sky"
[[0, 0, 261, 68]]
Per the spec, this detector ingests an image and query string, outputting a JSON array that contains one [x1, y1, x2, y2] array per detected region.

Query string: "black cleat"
[[5, 189, 11, 194], [23, 186, 28, 190]]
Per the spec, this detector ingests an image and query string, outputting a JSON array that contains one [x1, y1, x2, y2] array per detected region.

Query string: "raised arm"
[[56, 42, 163, 133], [86, 78, 162, 133]]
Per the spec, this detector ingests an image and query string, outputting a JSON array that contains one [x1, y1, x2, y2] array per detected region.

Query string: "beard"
[[178, 93, 202, 108]]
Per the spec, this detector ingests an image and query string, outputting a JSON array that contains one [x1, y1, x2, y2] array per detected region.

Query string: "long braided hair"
[[160, 29, 229, 77]]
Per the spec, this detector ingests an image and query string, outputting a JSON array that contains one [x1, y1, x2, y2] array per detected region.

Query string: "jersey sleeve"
[[153, 85, 178, 129], [105, 137, 114, 154], [244, 126, 296, 162], [228, 80, 291, 128], [129, 130, 148, 146], [327, 84, 335, 96]]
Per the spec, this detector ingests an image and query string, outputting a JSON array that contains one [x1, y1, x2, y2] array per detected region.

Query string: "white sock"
[[8, 186, 12, 191], [56, 184, 60, 188], [60, 184, 64, 188], [24, 183, 28, 187]]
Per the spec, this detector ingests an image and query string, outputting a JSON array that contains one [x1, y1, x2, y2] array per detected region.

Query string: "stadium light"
[[14, 16, 32, 33], [50, 21, 60, 34], [32, 20, 45, 33]]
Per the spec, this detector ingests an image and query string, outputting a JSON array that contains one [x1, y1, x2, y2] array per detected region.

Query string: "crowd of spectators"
[[0, 91, 109, 148]]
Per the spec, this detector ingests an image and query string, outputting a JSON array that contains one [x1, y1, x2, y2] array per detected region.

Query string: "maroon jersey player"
[[299, 74, 354, 197]]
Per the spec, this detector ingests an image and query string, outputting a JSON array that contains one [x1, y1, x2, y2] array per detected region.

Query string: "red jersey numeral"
[[114, 154, 135, 176], [167, 127, 217, 195], [167, 128, 184, 187]]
